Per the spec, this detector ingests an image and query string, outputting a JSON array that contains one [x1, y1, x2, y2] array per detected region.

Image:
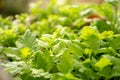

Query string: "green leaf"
[[95, 56, 112, 70], [86, 34, 100, 49], [78, 63, 100, 80], [51, 73, 78, 80], [73, 19, 86, 28], [80, 26, 101, 49], [32, 51, 53, 71], [98, 66, 112, 79], [111, 66, 120, 77], [106, 55, 120, 66], [109, 36, 120, 49], [3, 61, 29, 76], [99, 3, 114, 21], [31, 68, 51, 79], [57, 49, 74, 73], [52, 40, 66, 56], [3, 47, 21, 60], [51, 73, 66, 80], [94, 20, 112, 32], [105, 0, 119, 8], [65, 73, 77, 80], [58, 17, 72, 26], [64, 40, 83, 56], [16, 30, 39, 52]]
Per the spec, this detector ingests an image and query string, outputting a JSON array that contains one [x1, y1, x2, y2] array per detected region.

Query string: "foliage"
[[0, 0, 120, 80]]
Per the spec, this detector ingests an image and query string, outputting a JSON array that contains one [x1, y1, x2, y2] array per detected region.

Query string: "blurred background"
[[0, 0, 104, 16]]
